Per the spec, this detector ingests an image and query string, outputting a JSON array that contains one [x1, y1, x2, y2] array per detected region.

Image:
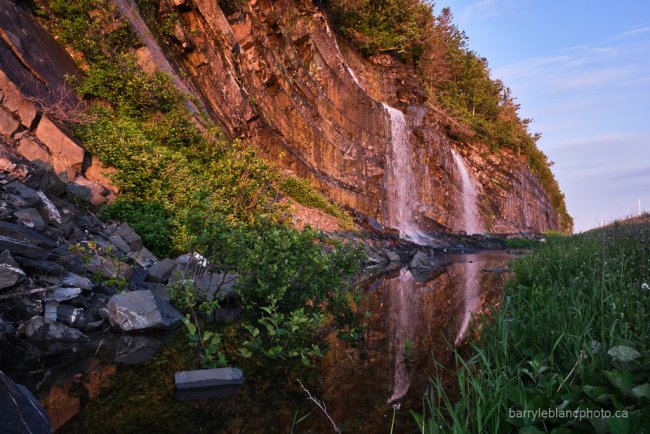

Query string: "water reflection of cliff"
[[317, 252, 509, 433]]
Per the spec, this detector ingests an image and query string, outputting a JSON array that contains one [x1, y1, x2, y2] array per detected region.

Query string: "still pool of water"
[[0, 251, 512, 433]]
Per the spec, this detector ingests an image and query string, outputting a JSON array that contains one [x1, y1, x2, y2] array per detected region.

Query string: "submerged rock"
[[409, 250, 432, 269], [17, 316, 89, 342], [107, 290, 182, 332], [0, 370, 52, 434]]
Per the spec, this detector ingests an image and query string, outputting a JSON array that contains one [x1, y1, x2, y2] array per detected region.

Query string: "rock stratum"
[[0, 0, 571, 235]]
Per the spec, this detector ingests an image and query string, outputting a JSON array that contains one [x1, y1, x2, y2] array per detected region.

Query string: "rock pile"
[[0, 146, 190, 347]]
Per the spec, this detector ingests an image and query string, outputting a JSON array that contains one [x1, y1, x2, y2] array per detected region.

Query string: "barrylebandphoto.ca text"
[[509, 407, 629, 422]]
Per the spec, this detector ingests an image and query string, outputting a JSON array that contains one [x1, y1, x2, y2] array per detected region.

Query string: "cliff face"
[[157, 0, 567, 233], [0, 0, 570, 235]]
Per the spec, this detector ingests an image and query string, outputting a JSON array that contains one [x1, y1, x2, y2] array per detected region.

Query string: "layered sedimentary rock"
[[155, 0, 567, 233], [0, 0, 570, 234]]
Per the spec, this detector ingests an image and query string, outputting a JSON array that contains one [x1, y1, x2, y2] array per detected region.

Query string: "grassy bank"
[[417, 220, 650, 433]]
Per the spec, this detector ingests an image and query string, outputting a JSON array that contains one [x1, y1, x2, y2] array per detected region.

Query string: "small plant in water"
[[401, 339, 415, 370]]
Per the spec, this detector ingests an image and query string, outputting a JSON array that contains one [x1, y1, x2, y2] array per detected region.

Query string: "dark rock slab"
[[146, 258, 177, 283], [0, 249, 26, 290], [0, 235, 46, 259], [4, 182, 39, 206], [14, 207, 46, 231], [13, 256, 65, 275], [0, 370, 51, 434], [0, 220, 57, 249], [44, 287, 82, 303], [107, 290, 182, 332], [113, 222, 142, 252], [61, 272, 92, 290], [56, 304, 86, 328]]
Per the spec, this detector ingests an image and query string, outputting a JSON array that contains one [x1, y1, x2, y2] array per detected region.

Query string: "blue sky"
[[439, 0, 650, 231]]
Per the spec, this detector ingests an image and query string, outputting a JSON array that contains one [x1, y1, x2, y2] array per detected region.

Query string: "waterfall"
[[451, 149, 483, 234], [387, 268, 417, 404], [383, 104, 427, 244], [454, 260, 481, 345]]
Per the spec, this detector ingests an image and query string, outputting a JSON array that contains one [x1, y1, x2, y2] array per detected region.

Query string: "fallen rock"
[[61, 272, 92, 290], [56, 304, 86, 328], [0, 249, 26, 290], [0, 236, 46, 259], [107, 290, 182, 332], [14, 208, 46, 231], [146, 258, 177, 284], [113, 222, 143, 252], [44, 287, 82, 303], [4, 182, 39, 206], [44, 301, 58, 321], [409, 250, 432, 269], [36, 191, 62, 226], [17, 316, 88, 342], [129, 246, 157, 268], [0, 370, 52, 434], [0, 221, 57, 250]]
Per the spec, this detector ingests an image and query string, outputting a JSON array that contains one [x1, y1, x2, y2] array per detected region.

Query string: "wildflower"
[[642, 282, 649, 290]]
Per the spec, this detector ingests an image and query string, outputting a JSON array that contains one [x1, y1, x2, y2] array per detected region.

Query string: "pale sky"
[[440, 0, 650, 232]]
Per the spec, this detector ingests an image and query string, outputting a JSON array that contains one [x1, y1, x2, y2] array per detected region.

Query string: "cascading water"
[[383, 104, 428, 244], [451, 149, 483, 234], [387, 268, 417, 404]]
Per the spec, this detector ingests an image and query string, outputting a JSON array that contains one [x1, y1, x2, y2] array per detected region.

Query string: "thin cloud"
[[617, 25, 650, 38]]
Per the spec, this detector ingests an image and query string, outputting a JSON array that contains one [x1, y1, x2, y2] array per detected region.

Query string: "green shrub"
[[279, 176, 355, 229], [99, 200, 172, 257]]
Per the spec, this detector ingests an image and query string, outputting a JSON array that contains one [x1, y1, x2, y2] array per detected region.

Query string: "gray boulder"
[[0, 249, 26, 290], [17, 316, 88, 342], [146, 258, 177, 284], [108, 290, 182, 332]]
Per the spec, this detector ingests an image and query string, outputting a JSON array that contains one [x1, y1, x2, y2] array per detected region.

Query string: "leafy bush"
[[99, 200, 172, 257], [181, 208, 364, 365]]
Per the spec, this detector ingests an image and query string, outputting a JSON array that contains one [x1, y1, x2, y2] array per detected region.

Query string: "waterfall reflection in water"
[[387, 268, 417, 404]]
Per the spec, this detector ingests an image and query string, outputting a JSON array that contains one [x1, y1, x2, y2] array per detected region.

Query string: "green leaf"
[[608, 346, 642, 363], [604, 370, 635, 396], [519, 427, 545, 434], [632, 383, 650, 400]]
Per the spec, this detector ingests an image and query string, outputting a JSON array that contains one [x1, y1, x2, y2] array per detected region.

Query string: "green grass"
[[279, 176, 356, 230], [416, 221, 650, 433]]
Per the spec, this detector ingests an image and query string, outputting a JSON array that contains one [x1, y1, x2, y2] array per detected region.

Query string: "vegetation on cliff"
[[38, 0, 363, 365], [325, 0, 572, 231], [416, 219, 650, 432]]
